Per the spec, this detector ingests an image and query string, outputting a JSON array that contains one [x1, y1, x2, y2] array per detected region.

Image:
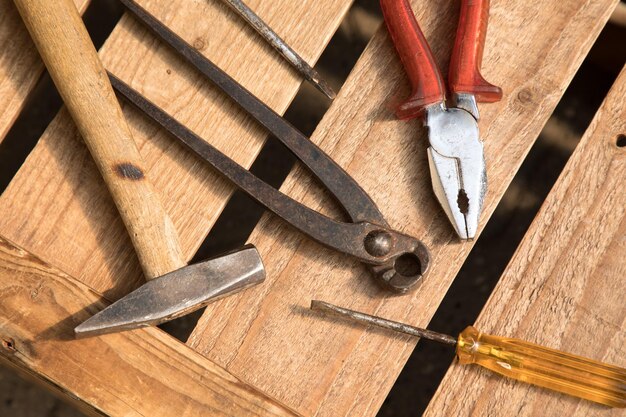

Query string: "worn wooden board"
[[0, 1, 619, 416], [0, 235, 298, 417], [0, 0, 353, 298], [0, 0, 88, 143], [423, 66, 626, 417], [184, 1, 620, 416]]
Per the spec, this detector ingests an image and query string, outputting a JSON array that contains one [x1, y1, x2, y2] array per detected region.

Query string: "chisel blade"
[[75, 245, 264, 337]]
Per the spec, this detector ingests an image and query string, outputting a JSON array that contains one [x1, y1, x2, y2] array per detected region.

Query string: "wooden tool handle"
[[13, 0, 186, 279]]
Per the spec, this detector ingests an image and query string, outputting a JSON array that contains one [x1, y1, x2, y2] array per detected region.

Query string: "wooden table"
[[0, 0, 622, 415]]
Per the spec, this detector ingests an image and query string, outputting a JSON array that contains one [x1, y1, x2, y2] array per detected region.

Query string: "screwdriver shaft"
[[311, 300, 457, 345], [312, 300, 626, 408]]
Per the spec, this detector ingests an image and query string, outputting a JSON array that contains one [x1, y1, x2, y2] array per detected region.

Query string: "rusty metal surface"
[[75, 245, 265, 337], [111, 0, 431, 293], [220, 0, 336, 99], [310, 300, 458, 345]]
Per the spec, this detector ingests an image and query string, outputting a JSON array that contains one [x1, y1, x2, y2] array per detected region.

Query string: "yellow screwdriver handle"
[[456, 326, 626, 408]]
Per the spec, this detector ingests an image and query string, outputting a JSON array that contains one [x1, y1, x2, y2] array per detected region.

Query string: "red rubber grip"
[[381, 0, 445, 119], [449, 0, 502, 102]]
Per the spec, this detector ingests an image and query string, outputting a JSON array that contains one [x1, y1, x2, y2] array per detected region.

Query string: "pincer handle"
[[448, 0, 502, 102], [380, 0, 445, 119], [456, 326, 626, 408]]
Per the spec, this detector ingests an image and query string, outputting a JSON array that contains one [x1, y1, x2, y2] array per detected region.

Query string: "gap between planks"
[[0, 0, 89, 143], [186, 1, 620, 416], [424, 64, 626, 417], [0, 0, 620, 416], [0, 0, 355, 296]]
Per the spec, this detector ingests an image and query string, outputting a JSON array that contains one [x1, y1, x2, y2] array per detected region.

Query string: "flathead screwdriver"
[[311, 300, 626, 408]]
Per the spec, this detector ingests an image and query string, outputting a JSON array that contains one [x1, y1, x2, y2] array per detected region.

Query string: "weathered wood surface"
[[424, 66, 626, 416], [0, 0, 353, 298], [0, 1, 619, 417], [14, 0, 187, 280], [0, 0, 88, 143], [185, 1, 619, 416], [0, 235, 298, 417]]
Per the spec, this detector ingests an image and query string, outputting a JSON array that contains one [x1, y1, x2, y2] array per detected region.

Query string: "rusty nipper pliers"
[[106, 0, 431, 294], [381, 0, 502, 240]]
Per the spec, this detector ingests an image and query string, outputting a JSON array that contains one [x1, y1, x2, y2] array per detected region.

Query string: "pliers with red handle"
[[381, 0, 502, 240]]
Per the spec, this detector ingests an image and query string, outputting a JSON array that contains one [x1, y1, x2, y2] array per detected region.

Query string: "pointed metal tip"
[[310, 300, 359, 320], [463, 215, 475, 241], [74, 245, 265, 338], [73, 323, 93, 338], [314, 77, 337, 100], [217, 0, 337, 100], [310, 300, 329, 311], [75, 315, 150, 338]]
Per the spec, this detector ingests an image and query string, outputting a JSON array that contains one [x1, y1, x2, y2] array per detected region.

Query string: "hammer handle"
[[13, 0, 186, 280]]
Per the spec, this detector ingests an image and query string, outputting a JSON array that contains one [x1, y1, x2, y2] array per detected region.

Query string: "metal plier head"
[[381, 0, 502, 240], [425, 96, 485, 239]]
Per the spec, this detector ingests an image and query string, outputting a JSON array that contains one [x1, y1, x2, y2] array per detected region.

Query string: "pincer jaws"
[[368, 232, 430, 293], [425, 105, 487, 240]]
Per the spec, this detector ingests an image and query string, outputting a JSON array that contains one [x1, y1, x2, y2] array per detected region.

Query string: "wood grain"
[[0, 0, 88, 143], [13, 0, 186, 279], [185, 1, 620, 416], [0, 1, 618, 416], [0, 0, 353, 297], [423, 65, 626, 417], [0, 235, 298, 417]]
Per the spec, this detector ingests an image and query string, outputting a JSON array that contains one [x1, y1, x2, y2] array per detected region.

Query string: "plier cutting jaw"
[[381, 0, 502, 239]]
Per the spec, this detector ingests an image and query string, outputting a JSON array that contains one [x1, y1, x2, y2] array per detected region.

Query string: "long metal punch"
[[113, 0, 431, 293], [220, 0, 336, 99]]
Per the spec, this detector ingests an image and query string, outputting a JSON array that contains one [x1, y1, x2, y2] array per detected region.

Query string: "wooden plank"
[[424, 66, 626, 417], [0, 0, 353, 297], [0, 235, 298, 416], [0, 0, 88, 143], [0, 0, 618, 415], [184, 1, 620, 416]]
